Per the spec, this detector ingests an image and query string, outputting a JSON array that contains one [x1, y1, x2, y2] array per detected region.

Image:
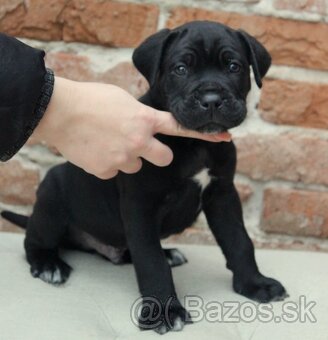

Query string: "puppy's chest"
[[156, 143, 217, 222], [163, 167, 214, 210], [179, 145, 215, 191], [165, 146, 215, 204], [187, 167, 215, 207], [191, 167, 213, 192]]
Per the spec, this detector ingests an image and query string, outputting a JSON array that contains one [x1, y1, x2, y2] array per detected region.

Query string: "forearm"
[[0, 33, 49, 161]]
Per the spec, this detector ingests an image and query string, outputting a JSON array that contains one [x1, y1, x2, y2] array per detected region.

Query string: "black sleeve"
[[0, 33, 54, 161]]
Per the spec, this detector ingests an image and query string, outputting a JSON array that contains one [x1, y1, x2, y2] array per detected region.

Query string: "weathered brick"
[[261, 188, 328, 238], [0, 160, 39, 205], [45, 53, 93, 81], [0, 0, 66, 40], [0, 0, 159, 47], [259, 79, 328, 130], [274, 0, 327, 15], [60, 0, 159, 47], [45, 52, 148, 98], [167, 8, 328, 71], [235, 134, 328, 186]]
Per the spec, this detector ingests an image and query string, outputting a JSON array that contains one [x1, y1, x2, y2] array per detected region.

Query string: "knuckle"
[[122, 159, 143, 174], [139, 107, 156, 126], [130, 134, 147, 151]]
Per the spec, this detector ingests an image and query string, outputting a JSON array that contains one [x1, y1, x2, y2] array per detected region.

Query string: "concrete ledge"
[[0, 233, 327, 339]]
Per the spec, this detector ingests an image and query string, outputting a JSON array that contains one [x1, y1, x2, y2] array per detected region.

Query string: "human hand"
[[33, 77, 231, 179]]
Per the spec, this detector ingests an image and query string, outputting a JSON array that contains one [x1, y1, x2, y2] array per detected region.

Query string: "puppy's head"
[[133, 21, 271, 133]]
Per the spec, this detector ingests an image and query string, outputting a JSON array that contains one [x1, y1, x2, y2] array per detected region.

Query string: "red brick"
[[61, 0, 159, 47], [259, 79, 328, 130], [45, 52, 148, 98], [261, 188, 328, 238], [0, 0, 159, 47], [45, 53, 93, 82], [0, 0, 66, 40], [235, 134, 328, 186], [0, 160, 39, 205], [274, 0, 327, 15], [166, 8, 328, 71]]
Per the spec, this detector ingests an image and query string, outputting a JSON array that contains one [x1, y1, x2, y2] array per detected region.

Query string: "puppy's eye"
[[175, 65, 188, 76], [229, 62, 241, 73]]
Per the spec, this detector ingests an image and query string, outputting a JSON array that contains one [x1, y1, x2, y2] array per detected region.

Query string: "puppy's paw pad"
[[165, 248, 188, 267], [31, 259, 72, 285], [234, 274, 288, 303]]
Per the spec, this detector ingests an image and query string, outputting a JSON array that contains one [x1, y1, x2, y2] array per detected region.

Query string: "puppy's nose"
[[199, 93, 222, 110]]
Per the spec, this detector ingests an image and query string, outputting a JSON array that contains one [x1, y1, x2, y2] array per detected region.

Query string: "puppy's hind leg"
[[25, 170, 72, 285]]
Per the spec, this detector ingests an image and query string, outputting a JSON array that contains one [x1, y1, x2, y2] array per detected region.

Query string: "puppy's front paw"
[[233, 274, 288, 303], [138, 297, 192, 334], [30, 257, 72, 285]]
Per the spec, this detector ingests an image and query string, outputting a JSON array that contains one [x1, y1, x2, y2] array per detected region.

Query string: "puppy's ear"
[[133, 29, 177, 86], [237, 30, 271, 88]]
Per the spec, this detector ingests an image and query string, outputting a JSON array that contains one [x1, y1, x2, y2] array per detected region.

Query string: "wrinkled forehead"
[[166, 23, 245, 62]]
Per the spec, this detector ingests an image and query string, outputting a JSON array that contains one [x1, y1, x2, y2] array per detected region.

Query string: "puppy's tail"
[[1, 211, 28, 229]]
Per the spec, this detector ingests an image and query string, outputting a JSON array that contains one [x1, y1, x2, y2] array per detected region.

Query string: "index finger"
[[153, 110, 232, 142]]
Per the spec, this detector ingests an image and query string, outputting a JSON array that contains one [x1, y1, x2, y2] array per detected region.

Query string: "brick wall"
[[0, 0, 327, 251]]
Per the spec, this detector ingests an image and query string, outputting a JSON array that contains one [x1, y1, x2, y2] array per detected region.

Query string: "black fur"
[[2, 21, 287, 334]]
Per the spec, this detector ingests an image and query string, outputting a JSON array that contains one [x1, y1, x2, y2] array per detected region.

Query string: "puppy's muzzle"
[[196, 90, 245, 129]]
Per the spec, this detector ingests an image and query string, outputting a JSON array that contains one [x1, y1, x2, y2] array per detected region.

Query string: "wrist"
[[32, 76, 78, 146]]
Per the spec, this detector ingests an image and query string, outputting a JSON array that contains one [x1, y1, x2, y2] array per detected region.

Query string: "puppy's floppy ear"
[[133, 29, 177, 86], [237, 30, 271, 88]]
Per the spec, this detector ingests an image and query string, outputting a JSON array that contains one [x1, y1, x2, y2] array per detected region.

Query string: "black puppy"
[[2, 21, 287, 334]]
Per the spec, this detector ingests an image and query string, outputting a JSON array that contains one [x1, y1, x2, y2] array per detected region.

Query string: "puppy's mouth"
[[195, 122, 228, 134]]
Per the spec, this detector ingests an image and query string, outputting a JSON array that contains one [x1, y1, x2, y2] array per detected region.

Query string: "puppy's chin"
[[172, 114, 228, 134], [195, 123, 227, 134], [172, 115, 229, 134]]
